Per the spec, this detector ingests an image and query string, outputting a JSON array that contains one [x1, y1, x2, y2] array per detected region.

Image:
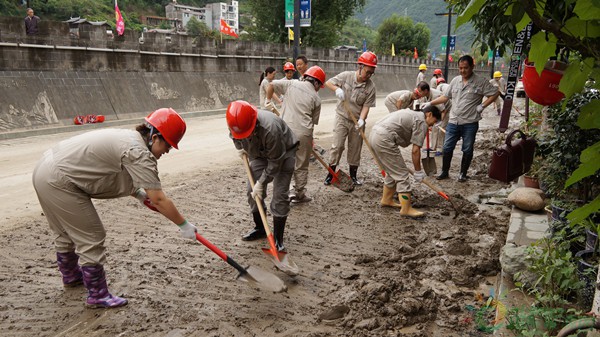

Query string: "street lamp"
[[435, 7, 452, 81]]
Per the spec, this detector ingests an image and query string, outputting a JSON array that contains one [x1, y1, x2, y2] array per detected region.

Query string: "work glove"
[[356, 118, 365, 130], [335, 87, 345, 101], [178, 220, 198, 240], [476, 104, 485, 113], [251, 181, 264, 200], [134, 188, 159, 212], [414, 169, 426, 182], [421, 102, 431, 110], [237, 148, 248, 160], [264, 100, 275, 112]]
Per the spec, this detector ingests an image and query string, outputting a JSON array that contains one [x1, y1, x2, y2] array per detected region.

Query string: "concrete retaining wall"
[[0, 16, 495, 134]]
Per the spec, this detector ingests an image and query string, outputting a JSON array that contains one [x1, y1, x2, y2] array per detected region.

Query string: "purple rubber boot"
[[56, 252, 83, 287], [82, 265, 128, 308]]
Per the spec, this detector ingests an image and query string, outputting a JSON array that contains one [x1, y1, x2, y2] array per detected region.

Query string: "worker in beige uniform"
[[419, 84, 449, 155], [32, 108, 197, 308], [384, 82, 430, 113], [259, 67, 281, 110], [370, 105, 441, 217], [324, 51, 378, 186], [490, 71, 507, 115], [433, 78, 451, 155], [427, 55, 500, 182], [226, 101, 299, 252], [295, 55, 309, 78], [266, 66, 325, 203], [416, 64, 427, 86], [430, 68, 443, 89]]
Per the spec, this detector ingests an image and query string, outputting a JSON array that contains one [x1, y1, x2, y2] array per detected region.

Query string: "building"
[[165, 0, 238, 33]]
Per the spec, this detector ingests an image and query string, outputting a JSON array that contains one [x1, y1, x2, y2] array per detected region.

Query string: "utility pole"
[[435, 7, 452, 81], [490, 48, 496, 78], [293, 0, 300, 62]]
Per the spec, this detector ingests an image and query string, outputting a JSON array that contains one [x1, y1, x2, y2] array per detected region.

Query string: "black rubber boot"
[[242, 212, 266, 241], [324, 165, 337, 185], [458, 154, 473, 182], [349, 165, 362, 185], [273, 216, 287, 252], [437, 152, 452, 180]]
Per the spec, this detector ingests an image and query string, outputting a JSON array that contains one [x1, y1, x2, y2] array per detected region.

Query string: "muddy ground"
[[0, 100, 525, 336]]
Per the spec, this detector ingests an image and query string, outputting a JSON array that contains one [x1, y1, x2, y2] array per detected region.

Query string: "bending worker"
[[324, 51, 377, 186], [266, 66, 326, 204], [369, 105, 442, 217], [226, 100, 298, 252], [32, 108, 197, 308], [384, 81, 430, 113]]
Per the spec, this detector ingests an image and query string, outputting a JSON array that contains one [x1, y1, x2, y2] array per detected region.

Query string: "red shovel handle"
[[194, 233, 248, 276]]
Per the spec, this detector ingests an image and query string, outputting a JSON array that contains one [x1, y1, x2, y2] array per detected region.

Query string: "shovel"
[[407, 167, 461, 218], [194, 232, 287, 293], [342, 101, 386, 177], [421, 128, 437, 176], [311, 148, 354, 192], [241, 155, 300, 276]]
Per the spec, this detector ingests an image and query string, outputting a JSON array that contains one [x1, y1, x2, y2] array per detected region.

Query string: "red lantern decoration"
[[522, 59, 566, 106]]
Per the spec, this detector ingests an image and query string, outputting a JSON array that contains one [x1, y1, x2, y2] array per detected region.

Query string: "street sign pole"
[[293, 0, 300, 62], [436, 7, 453, 81]]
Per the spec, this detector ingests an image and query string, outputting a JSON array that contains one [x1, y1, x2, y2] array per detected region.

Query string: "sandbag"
[[507, 187, 545, 211]]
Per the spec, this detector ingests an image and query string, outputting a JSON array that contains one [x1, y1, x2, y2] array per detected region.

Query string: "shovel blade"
[[261, 248, 300, 276], [237, 265, 287, 293], [331, 169, 354, 193], [421, 157, 437, 176]]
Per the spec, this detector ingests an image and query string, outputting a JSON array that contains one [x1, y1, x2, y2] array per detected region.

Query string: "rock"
[[500, 244, 538, 286], [354, 317, 379, 330], [361, 282, 386, 296], [318, 305, 350, 320], [507, 187, 546, 211]]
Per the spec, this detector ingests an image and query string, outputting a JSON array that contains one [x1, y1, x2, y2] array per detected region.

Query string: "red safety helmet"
[[434, 68, 443, 75], [226, 100, 258, 139], [436, 77, 446, 85], [304, 66, 326, 87], [283, 62, 295, 71], [358, 51, 378, 68], [145, 108, 186, 149]]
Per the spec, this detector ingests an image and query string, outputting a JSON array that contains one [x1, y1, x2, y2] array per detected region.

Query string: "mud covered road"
[[0, 98, 525, 336]]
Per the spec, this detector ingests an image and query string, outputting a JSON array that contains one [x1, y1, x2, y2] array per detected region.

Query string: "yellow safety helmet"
[[494, 71, 502, 78], [419, 64, 427, 71]]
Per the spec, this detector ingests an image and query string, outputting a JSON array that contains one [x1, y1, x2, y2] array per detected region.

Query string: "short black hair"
[[295, 55, 308, 64], [417, 81, 430, 92], [422, 105, 441, 121], [458, 55, 474, 67]]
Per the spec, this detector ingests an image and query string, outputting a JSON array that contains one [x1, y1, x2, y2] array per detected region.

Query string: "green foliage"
[[245, 0, 366, 48], [339, 18, 376, 50], [505, 305, 586, 337], [537, 90, 600, 202], [518, 238, 583, 307], [373, 14, 430, 56]]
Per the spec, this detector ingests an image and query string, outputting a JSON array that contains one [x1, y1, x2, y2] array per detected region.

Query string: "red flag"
[[220, 19, 238, 38], [413, 47, 418, 59], [448, 55, 454, 62], [115, 0, 125, 36]]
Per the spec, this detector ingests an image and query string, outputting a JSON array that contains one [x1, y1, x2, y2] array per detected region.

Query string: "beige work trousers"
[[291, 133, 312, 198], [328, 114, 364, 167], [369, 126, 412, 193], [32, 152, 107, 266], [432, 109, 450, 151]]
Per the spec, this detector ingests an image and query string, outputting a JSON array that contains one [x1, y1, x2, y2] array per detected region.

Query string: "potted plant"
[[523, 157, 541, 189]]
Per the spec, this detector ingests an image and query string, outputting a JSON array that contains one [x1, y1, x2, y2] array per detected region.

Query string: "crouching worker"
[[226, 100, 299, 251], [369, 105, 441, 217], [32, 108, 198, 308]]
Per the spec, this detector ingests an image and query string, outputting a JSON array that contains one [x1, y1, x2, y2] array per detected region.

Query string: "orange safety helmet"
[[358, 51, 378, 68], [145, 108, 186, 149], [433, 68, 443, 75], [304, 65, 326, 87], [436, 77, 446, 85], [226, 100, 258, 139], [283, 62, 295, 71]]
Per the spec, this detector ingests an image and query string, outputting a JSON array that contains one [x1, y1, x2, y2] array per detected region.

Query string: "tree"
[[453, 0, 600, 220], [373, 14, 430, 56], [245, 0, 366, 48], [339, 18, 377, 49], [185, 16, 210, 36]]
